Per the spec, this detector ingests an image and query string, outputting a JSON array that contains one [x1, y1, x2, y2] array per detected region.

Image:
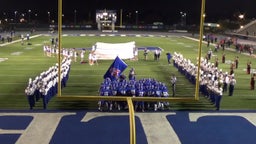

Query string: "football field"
[[0, 30, 256, 144], [0, 31, 255, 110]]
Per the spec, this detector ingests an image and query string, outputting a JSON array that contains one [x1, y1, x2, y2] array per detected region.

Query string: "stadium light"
[[238, 14, 244, 19], [103, 12, 108, 16]]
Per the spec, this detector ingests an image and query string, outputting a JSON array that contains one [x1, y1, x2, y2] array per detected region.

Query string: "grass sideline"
[[0, 33, 255, 110]]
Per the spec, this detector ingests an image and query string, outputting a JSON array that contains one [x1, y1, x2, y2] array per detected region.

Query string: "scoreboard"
[[96, 10, 117, 31]]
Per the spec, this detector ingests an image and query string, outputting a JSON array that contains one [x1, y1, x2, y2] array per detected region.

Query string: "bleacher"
[[228, 20, 256, 41]]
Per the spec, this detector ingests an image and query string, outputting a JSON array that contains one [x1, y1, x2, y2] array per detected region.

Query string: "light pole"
[[238, 14, 244, 29], [35, 13, 37, 21], [14, 11, 18, 23], [21, 13, 25, 19], [28, 9, 31, 23], [48, 11, 51, 24], [62, 14, 64, 24], [180, 11, 187, 26], [3, 12, 7, 24], [135, 11, 138, 25], [74, 9, 77, 25]]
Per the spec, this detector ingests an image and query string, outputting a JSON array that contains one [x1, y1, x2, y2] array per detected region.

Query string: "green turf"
[[0, 34, 255, 110]]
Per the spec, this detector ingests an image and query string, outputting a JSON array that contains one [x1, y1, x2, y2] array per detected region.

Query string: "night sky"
[[1, 0, 255, 24]]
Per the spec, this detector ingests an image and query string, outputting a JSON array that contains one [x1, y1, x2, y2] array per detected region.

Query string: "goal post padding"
[[93, 41, 136, 60]]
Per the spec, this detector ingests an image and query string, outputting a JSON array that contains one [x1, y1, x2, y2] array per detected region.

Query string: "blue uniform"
[[98, 85, 112, 111], [135, 85, 145, 112], [166, 53, 172, 64]]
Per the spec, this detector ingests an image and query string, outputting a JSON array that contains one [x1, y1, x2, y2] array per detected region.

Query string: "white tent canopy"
[[93, 41, 136, 60]]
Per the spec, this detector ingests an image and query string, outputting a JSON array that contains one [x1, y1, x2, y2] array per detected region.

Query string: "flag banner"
[[103, 56, 128, 80], [94, 41, 135, 60]]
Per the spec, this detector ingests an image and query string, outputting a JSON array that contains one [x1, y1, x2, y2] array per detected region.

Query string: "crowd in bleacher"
[[98, 77, 170, 112], [25, 57, 71, 109], [173, 52, 236, 110]]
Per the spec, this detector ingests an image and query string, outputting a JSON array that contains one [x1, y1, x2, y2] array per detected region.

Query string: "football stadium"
[[1, 0, 256, 144]]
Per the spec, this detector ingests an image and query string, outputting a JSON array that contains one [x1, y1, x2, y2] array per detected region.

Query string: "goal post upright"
[[57, 0, 63, 97], [195, 0, 206, 101], [55, 0, 205, 100]]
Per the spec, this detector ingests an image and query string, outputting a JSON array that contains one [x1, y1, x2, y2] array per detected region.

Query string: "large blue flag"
[[103, 56, 128, 80]]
